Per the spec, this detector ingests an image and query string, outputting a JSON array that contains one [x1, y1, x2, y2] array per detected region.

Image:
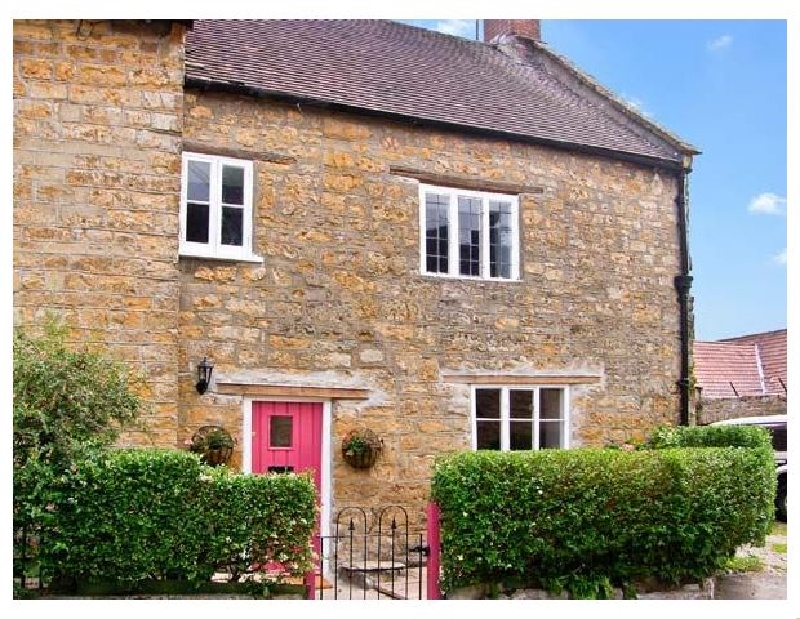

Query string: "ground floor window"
[[472, 386, 569, 450]]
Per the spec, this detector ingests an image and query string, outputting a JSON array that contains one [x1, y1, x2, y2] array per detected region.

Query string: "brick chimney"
[[483, 19, 541, 43]]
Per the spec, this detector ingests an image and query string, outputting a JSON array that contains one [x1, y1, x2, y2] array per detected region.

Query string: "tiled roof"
[[694, 329, 787, 398], [719, 329, 787, 396], [694, 341, 764, 398], [185, 19, 692, 165]]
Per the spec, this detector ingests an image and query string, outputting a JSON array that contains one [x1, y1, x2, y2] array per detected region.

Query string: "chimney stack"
[[483, 19, 541, 43]]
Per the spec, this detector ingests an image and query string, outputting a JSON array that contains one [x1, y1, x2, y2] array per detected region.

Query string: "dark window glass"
[[510, 390, 533, 419], [425, 193, 449, 273], [187, 160, 210, 202], [186, 202, 209, 243], [510, 421, 533, 450], [221, 206, 243, 246], [477, 421, 501, 450], [270, 416, 293, 448], [539, 421, 562, 449], [475, 389, 501, 419], [489, 200, 512, 278], [458, 196, 481, 276], [222, 165, 245, 205], [540, 388, 562, 419]]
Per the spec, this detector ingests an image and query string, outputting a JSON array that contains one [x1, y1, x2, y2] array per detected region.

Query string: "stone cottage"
[[13, 18, 699, 532]]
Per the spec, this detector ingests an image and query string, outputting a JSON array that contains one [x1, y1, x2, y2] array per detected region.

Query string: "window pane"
[[221, 206, 243, 246], [425, 193, 449, 273], [540, 388, 563, 420], [539, 421, 562, 449], [489, 200, 512, 279], [187, 160, 210, 202], [476, 420, 501, 450], [270, 416, 293, 448], [458, 196, 481, 276], [510, 421, 533, 450], [510, 390, 533, 419], [186, 202, 209, 243], [475, 388, 500, 419], [222, 165, 245, 205]]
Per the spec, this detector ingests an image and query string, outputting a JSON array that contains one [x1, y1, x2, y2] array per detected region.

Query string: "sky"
[[399, 19, 788, 342]]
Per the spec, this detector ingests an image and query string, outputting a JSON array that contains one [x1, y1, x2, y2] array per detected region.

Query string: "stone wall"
[[447, 579, 715, 600], [180, 90, 684, 526], [13, 19, 188, 446], [698, 395, 786, 425]]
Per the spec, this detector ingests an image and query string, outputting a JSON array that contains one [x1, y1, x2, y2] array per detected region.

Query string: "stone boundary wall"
[[447, 578, 715, 600], [698, 395, 786, 425]]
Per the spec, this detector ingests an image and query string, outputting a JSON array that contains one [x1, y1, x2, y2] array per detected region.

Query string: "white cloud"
[[430, 20, 477, 39], [773, 250, 787, 265], [748, 192, 787, 215], [707, 34, 733, 52]]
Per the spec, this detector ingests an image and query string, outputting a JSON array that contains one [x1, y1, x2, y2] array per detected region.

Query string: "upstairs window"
[[180, 152, 260, 261], [472, 386, 570, 451], [419, 184, 519, 280]]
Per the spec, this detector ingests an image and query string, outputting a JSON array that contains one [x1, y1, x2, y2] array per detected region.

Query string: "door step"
[[337, 563, 409, 600]]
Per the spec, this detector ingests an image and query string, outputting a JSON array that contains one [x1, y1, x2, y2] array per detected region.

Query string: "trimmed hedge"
[[647, 424, 774, 450], [41, 448, 316, 588], [431, 443, 775, 597]]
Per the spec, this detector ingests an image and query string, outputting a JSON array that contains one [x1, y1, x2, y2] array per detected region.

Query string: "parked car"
[[711, 414, 787, 522]]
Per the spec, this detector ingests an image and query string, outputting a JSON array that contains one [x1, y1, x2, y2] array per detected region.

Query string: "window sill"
[[178, 249, 264, 264], [420, 271, 520, 283]]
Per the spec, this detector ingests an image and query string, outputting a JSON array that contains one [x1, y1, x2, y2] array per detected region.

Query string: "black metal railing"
[[312, 506, 428, 600]]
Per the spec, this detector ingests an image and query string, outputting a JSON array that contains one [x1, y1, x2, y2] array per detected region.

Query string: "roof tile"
[[694, 329, 787, 398], [186, 19, 686, 164]]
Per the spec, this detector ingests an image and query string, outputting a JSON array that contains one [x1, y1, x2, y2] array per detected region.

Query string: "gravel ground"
[[734, 522, 787, 575], [714, 522, 787, 599]]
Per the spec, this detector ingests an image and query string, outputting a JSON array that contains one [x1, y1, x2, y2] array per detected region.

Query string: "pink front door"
[[252, 401, 323, 492]]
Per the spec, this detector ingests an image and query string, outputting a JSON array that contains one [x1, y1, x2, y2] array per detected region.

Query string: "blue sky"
[[399, 19, 788, 341]]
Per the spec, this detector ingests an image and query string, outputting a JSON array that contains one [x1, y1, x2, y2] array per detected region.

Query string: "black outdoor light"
[[196, 357, 214, 395]]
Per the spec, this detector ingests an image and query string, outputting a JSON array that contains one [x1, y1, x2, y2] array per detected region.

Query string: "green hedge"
[[647, 424, 774, 450], [431, 444, 775, 597], [41, 448, 316, 589]]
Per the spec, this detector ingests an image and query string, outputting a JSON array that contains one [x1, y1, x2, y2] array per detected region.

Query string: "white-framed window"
[[179, 152, 261, 262], [471, 386, 570, 450], [418, 184, 520, 281]]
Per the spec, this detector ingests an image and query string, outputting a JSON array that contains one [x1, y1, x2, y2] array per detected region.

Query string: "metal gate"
[[310, 505, 430, 600]]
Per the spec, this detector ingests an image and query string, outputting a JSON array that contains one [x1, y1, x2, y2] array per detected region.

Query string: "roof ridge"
[[718, 327, 787, 341]]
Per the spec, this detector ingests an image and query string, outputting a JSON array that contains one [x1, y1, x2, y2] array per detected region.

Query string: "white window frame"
[[470, 385, 571, 451], [418, 183, 520, 281], [179, 151, 262, 262]]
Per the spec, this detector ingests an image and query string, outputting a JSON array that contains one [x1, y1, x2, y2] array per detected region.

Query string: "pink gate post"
[[304, 567, 316, 600], [426, 502, 442, 600]]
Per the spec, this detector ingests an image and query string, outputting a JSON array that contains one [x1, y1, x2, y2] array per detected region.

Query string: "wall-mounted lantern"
[[196, 357, 214, 395]]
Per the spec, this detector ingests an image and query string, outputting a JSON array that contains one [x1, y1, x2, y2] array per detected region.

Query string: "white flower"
[[458, 555, 464, 561], [538, 489, 543, 495]]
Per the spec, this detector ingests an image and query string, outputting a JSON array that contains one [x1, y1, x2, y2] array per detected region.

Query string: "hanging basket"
[[189, 425, 236, 467], [341, 428, 382, 470]]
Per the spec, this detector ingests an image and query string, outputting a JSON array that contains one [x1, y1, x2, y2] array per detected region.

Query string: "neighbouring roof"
[[694, 329, 787, 398], [185, 19, 696, 167], [718, 329, 787, 396]]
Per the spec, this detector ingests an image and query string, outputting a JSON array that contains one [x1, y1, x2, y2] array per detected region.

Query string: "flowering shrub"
[[431, 442, 775, 598]]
